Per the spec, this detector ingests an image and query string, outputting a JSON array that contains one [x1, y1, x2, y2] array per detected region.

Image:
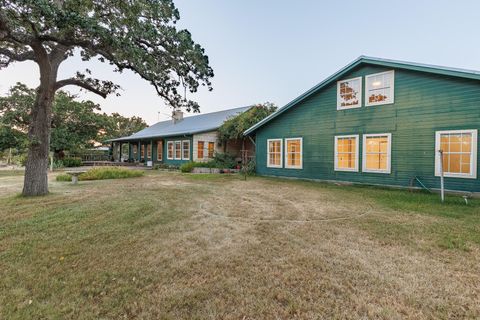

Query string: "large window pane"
[[437, 131, 475, 176], [365, 71, 394, 106], [285, 138, 302, 169], [335, 136, 358, 171], [267, 139, 282, 167], [337, 77, 362, 109], [363, 134, 391, 173]]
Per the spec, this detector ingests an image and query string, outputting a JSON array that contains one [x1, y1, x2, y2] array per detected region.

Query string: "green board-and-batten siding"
[[254, 64, 480, 192]]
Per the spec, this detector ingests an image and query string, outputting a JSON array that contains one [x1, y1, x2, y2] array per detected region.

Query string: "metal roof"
[[244, 56, 480, 135], [109, 106, 251, 142]]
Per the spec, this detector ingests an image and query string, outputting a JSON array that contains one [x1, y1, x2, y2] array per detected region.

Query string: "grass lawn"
[[1, 171, 479, 319]]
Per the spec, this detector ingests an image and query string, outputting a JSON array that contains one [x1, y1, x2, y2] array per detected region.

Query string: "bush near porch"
[[56, 167, 144, 182]]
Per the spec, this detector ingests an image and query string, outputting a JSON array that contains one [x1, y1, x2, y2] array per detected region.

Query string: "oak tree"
[[0, 0, 213, 195]]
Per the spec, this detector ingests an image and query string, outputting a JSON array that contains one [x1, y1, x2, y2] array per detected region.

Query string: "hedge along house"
[[109, 106, 251, 166], [244, 56, 480, 193]]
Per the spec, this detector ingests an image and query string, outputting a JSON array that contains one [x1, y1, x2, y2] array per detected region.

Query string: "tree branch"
[[54, 74, 121, 99], [54, 79, 107, 98], [0, 48, 36, 62]]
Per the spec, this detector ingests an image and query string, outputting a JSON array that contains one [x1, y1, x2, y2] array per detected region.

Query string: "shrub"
[[56, 167, 144, 182], [212, 153, 237, 169], [62, 157, 82, 167], [180, 162, 196, 173], [241, 159, 256, 176], [80, 167, 144, 180], [56, 174, 72, 182]]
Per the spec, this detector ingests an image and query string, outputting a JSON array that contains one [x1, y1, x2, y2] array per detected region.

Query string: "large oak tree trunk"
[[22, 86, 54, 196]]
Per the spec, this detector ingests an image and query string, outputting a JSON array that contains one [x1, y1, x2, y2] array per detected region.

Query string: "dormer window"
[[365, 70, 394, 106], [337, 77, 362, 110]]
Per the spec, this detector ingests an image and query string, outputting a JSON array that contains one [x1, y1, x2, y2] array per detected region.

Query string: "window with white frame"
[[174, 141, 181, 160], [363, 133, 392, 174], [365, 70, 394, 106], [267, 139, 282, 168], [285, 138, 302, 169], [435, 130, 477, 179], [335, 135, 359, 172], [167, 141, 174, 159], [337, 77, 362, 110], [182, 140, 190, 160]]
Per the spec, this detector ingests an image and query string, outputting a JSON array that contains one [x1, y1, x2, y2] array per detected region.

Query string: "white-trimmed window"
[[363, 133, 392, 174], [182, 140, 190, 160], [267, 139, 282, 168], [335, 135, 359, 172], [435, 129, 477, 179], [337, 77, 362, 110], [174, 141, 182, 160], [365, 70, 394, 106], [285, 138, 303, 169], [167, 141, 174, 159]]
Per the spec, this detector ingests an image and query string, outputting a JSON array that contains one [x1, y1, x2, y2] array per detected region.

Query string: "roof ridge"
[[244, 56, 480, 135]]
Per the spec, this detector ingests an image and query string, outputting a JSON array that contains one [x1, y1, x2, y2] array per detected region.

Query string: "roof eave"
[[244, 56, 480, 135]]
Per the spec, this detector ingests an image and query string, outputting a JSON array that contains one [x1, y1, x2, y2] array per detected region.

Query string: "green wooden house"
[[109, 106, 250, 166], [244, 56, 480, 193]]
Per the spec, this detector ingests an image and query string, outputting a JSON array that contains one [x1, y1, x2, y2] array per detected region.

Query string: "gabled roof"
[[244, 56, 480, 135], [110, 106, 251, 142]]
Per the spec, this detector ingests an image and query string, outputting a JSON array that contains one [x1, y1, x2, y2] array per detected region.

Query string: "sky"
[[1, 0, 480, 125]]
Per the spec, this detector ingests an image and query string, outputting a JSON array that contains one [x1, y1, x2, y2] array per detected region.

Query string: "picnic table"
[[66, 171, 86, 184]]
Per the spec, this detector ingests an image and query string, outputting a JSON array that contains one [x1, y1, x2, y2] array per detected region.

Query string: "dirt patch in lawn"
[[1, 172, 479, 319]]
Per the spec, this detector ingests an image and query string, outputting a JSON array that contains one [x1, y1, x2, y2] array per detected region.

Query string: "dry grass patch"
[[0, 171, 479, 319]]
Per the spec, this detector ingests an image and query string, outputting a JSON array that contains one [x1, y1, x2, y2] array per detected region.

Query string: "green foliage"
[[99, 113, 148, 143], [62, 157, 82, 167], [49, 159, 64, 169], [241, 159, 256, 176], [180, 162, 196, 173], [56, 167, 144, 182], [211, 152, 237, 169], [218, 103, 277, 141], [180, 153, 239, 172], [0, 0, 213, 112], [0, 83, 148, 152], [55, 174, 72, 182]]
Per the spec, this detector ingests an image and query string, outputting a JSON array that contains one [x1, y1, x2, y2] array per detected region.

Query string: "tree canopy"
[[0, 83, 148, 152], [0, 0, 213, 111], [99, 113, 148, 143], [218, 103, 277, 141]]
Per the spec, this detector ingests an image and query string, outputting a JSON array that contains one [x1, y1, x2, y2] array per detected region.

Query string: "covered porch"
[[110, 139, 164, 166]]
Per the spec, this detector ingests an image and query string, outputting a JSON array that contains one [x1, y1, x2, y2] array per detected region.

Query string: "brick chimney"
[[172, 109, 184, 124]]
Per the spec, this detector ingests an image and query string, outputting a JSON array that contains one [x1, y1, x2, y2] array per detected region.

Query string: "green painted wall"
[[254, 65, 480, 192]]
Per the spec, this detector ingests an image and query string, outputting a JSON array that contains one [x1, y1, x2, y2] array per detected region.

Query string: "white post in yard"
[[438, 150, 445, 203], [49, 151, 54, 172]]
